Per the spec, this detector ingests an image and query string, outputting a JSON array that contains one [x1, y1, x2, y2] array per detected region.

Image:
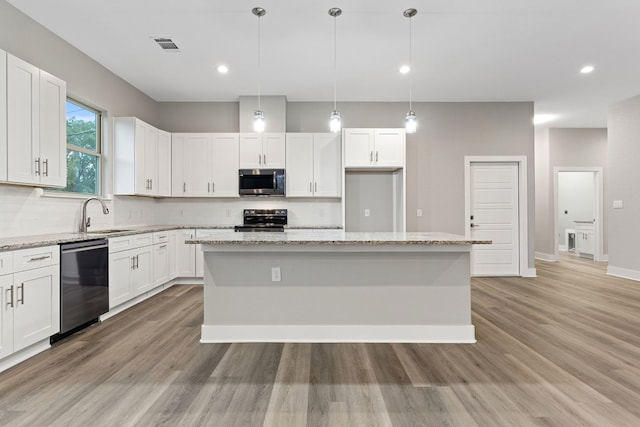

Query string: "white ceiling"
[[8, 0, 640, 128]]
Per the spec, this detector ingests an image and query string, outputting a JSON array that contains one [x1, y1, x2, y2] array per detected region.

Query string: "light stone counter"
[[195, 230, 490, 344]]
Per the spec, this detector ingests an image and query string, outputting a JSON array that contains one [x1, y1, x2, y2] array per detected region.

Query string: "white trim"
[[0, 340, 50, 373], [464, 155, 529, 277], [553, 167, 604, 262], [522, 268, 537, 277], [535, 252, 558, 262], [607, 266, 640, 282], [200, 324, 476, 344]]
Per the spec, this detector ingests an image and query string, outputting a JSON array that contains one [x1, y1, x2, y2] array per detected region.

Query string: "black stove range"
[[234, 209, 287, 232]]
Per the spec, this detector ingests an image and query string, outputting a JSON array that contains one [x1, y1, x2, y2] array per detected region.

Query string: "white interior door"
[[470, 162, 519, 276]]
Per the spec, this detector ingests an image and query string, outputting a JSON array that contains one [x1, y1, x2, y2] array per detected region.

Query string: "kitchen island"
[[188, 230, 490, 343]]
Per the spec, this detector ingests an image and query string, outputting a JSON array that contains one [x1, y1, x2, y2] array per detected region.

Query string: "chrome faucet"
[[80, 197, 109, 233]]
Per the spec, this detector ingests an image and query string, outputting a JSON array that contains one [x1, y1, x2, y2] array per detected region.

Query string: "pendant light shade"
[[404, 8, 417, 134], [329, 8, 342, 133], [253, 7, 266, 133]]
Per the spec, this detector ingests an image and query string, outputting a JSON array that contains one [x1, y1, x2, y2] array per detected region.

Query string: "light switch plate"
[[613, 200, 624, 209]]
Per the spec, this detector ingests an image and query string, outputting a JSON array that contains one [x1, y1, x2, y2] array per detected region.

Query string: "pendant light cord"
[[257, 13, 262, 111], [408, 14, 413, 111], [333, 14, 337, 111]]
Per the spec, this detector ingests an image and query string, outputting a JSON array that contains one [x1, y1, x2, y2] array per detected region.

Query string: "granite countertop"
[[0, 225, 343, 252], [187, 229, 491, 246]]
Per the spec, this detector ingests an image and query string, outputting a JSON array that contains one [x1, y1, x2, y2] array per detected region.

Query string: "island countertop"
[[187, 229, 491, 246]]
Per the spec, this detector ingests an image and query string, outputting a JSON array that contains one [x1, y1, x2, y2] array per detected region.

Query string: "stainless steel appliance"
[[234, 209, 288, 232], [52, 239, 109, 342], [239, 169, 285, 196]]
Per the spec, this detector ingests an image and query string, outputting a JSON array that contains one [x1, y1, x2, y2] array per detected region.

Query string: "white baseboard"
[[522, 268, 537, 277], [200, 324, 476, 344], [558, 245, 568, 252], [0, 340, 50, 373], [535, 252, 558, 262], [607, 266, 640, 282]]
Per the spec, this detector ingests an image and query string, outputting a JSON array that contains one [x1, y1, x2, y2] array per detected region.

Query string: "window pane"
[[66, 101, 98, 151], [64, 150, 100, 195]]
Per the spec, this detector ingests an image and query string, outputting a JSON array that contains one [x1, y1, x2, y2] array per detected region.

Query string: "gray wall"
[[608, 95, 640, 273], [345, 172, 394, 232], [534, 128, 607, 257]]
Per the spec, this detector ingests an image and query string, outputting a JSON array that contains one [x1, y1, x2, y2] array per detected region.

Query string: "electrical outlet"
[[226, 209, 231, 217], [613, 200, 624, 209], [271, 267, 281, 282], [364, 209, 371, 217], [417, 209, 423, 217]]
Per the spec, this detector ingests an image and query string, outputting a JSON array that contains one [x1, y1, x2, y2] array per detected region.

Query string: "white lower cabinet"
[[174, 229, 196, 277], [575, 224, 595, 258], [153, 231, 170, 286], [108, 234, 153, 309], [0, 246, 60, 362]]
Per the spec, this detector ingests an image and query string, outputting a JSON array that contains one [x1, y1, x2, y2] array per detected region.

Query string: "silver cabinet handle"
[[29, 255, 51, 262], [35, 158, 41, 176], [309, 182, 312, 193], [376, 151, 379, 162], [6, 286, 14, 308], [159, 244, 167, 249], [43, 159, 49, 176], [370, 151, 373, 162], [183, 182, 186, 193], [315, 182, 318, 192], [149, 179, 152, 189], [258, 154, 262, 165], [263, 154, 266, 165], [212, 182, 215, 192], [131, 256, 135, 270], [135, 255, 139, 269], [208, 182, 211, 192], [17, 283, 24, 305]]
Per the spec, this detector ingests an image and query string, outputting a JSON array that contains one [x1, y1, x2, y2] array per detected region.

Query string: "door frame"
[[464, 156, 531, 277], [553, 167, 604, 261]]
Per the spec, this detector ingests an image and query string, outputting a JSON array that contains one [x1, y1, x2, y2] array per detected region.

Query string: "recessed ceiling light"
[[399, 65, 410, 74], [217, 65, 229, 74], [580, 65, 595, 74], [533, 114, 558, 125]]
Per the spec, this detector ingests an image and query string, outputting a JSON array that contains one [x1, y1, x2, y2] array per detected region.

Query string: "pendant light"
[[328, 8, 342, 133], [252, 7, 266, 133], [404, 8, 417, 134]]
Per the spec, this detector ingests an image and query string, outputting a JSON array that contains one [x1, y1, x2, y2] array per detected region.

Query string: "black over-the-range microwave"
[[238, 169, 286, 196]]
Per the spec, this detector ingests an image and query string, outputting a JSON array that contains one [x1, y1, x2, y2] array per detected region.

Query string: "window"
[[60, 99, 102, 195]]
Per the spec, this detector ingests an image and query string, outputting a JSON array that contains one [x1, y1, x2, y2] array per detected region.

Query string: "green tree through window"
[[59, 100, 102, 194]]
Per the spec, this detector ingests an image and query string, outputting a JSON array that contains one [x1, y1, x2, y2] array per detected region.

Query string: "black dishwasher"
[[52, 239, 109, 342]]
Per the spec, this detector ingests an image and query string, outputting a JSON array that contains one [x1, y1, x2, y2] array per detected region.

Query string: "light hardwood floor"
[[1, 255, 639, 426]]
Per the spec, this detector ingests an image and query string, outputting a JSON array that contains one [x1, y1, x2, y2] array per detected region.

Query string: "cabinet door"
[[169, 231, 178, 280], [239, 133, 263, 168], [12, 265, 60, 352], [132, 247, 153, 296], [0, 274, 14, 359], [0, 50, 8, 182], [157, 130, 172, 197], [144, 124, 159, 195], [134, 121, 149, 195], [153, 243, 170, 287], [285, 133, 314, 197], [109, 250, 133, 308], [374, 129, 405, 168], [263, 133, 286, 168], [175, 230, 196, 277], [7, 54, 40, 185], [211, 134, 240, 197], [343, 129, 373, 168], [39, 70, 67, 188], [183, 134, 211, 197], [171, 134, 185, 196], [313, 133, 342, 197]]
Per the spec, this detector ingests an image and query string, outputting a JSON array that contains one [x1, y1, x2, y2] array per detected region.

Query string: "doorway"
[[465, 156, 530, 277], [554, 167, 603, 261]]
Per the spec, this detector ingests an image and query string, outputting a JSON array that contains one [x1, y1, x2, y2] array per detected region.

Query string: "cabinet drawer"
[[133, 233, 153, 248], [109, 236, 134, 253], [0, 251, 13, 275], [13, 245, 59, 272], [153, 231, 170, 244]]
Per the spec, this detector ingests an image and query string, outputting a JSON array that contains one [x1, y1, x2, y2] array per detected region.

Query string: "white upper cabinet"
[[5, 53, 66, 187], [0, 50, 7, 182], [286, 133, 341, 198], [157, 130, 172, 197], [343, 128, 405, 169], [114, 117, 170, 197], [172, 133, 239, 197], [239, 133, 285, 169]]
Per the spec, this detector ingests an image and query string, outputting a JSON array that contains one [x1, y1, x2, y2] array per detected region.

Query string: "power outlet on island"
[[271, 267, 281, 282], [364, 209, 371, 217]]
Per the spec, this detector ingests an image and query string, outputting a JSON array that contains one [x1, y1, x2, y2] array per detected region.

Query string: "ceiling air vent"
[[153, 37, 180, 51]]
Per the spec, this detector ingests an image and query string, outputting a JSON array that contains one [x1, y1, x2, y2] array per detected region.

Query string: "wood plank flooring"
[[1, 255, 640, 426]]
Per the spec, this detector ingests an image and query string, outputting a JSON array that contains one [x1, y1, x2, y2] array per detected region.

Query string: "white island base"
[[194, 231, 485, 343]]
